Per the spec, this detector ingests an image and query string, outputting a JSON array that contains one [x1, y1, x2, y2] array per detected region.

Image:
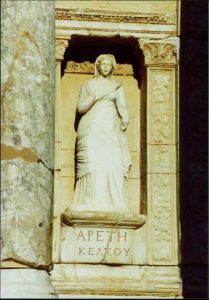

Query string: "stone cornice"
[[139, 40, 178, 65], [56, 8, 175, 25], [62, 210, 146, 229]]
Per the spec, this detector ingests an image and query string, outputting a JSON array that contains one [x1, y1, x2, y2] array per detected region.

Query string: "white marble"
[[60, 224, 147, 265], [50, 264, 181, 297], [1, 0, 55, 267], [1, 0, 55, 167], [1, 159, 53, 266], [68, 54, 132, 214], [1, 269, 57, 298]]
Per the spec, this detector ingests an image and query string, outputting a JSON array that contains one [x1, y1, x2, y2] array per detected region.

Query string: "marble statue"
[[70, 54, 132, 213]]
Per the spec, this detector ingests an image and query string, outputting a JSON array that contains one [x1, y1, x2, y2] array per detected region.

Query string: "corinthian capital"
[[139, 39, 178, 66], [56, 39, 69, 61]]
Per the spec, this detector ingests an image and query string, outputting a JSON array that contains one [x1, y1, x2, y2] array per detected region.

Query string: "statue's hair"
[[94, 54, 117, 77]]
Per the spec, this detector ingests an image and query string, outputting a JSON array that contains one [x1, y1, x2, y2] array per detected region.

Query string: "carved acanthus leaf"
[[56, 39, 69, 60], [65, 61, 133, 75], [140, 41, 177, 65]]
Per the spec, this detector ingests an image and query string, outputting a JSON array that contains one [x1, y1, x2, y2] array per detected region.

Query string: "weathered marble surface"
[[2, 269, 57, 298], [60, 209, 147, 264], [60, 224, 147, 265], [50, 264, 181, 297], [1, 159, 53, 266], [146, 66, 178, 265], [1, 0, 55, 267], [1, 0, 55, 167], [56, 1, 177, 15]]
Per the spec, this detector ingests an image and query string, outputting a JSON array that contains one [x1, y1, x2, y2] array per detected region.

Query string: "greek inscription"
[[88, 247, 94, 255], [76, 229, 127, 242], [78, 247, 131, 257], [124, 248, 131, 256], [79, 247, 85, 255], [96, 230, 104, 241], [118, 231, 127, 242], [114, 248, 121, 256], [77, 230, 86, 241]]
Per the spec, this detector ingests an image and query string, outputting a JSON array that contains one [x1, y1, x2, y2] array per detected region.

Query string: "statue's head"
[[94, 54, 116, 78]]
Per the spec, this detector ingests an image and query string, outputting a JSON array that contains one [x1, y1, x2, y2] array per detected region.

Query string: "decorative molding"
[[56, 39, 69, 60], [56, 26, 174, 36], [147, 69, 178, 264], [139, 40, 177, 65], [147, 145, 176, 174], [65, 61, 93, 74], [148, 174, 176, 263], [56, 8, 175, 25], [148, 69, 175, 144], [62, 209, 146, 229], [50, 264, 181, 297], [65, 61, 133, 75]]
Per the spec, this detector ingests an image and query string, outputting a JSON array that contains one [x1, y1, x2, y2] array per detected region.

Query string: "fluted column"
[[139, 38, 180, 265]]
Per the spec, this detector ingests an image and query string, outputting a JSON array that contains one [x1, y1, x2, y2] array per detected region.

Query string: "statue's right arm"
[[77, 82, 96, 114]]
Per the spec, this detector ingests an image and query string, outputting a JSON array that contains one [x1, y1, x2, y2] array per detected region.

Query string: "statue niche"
[[62, 54, 145, 226]]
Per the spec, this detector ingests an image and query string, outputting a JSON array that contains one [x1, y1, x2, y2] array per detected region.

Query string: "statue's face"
[[98, 59, 113, 77]]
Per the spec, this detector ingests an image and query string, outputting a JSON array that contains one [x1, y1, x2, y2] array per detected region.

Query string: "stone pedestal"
[[60, 211, 147, 265]]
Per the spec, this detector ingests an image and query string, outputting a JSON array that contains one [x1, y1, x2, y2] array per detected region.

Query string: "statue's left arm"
[[115, 86, 129, 131]]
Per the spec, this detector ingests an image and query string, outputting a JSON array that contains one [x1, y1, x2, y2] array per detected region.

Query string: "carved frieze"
[[65, 61, 133, 75], [149, 174, 175, 262], [55, 8, 174, 25], [148, 145, 176, 174], [139, 40, 177, 65], [148, 69, 175, 144], [147, 68, 178, 264], [56, 39, 69, 60]]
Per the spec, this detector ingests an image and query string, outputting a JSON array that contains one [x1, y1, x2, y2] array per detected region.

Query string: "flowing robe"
[[70, 78, 132, 212]]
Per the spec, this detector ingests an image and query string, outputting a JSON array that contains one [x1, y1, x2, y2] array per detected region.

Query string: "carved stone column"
[[1, 0, 57, 297], [52, 38, 69, 262], [139, 39, 179, 265]]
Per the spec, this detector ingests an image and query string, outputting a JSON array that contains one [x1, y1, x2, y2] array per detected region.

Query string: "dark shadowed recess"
[[61, 35, 144, 84], [179, 0, 208, 298]]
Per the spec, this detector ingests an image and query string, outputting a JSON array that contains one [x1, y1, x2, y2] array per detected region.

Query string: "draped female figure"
[[70, 54, 132, 213]]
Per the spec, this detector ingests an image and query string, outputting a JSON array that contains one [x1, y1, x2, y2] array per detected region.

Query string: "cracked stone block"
[[1, 158, 53, 267]]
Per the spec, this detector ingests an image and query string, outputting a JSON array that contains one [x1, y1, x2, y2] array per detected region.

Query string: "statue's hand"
[[94, 90, 116, 102], [120, 120, 129, 131]]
